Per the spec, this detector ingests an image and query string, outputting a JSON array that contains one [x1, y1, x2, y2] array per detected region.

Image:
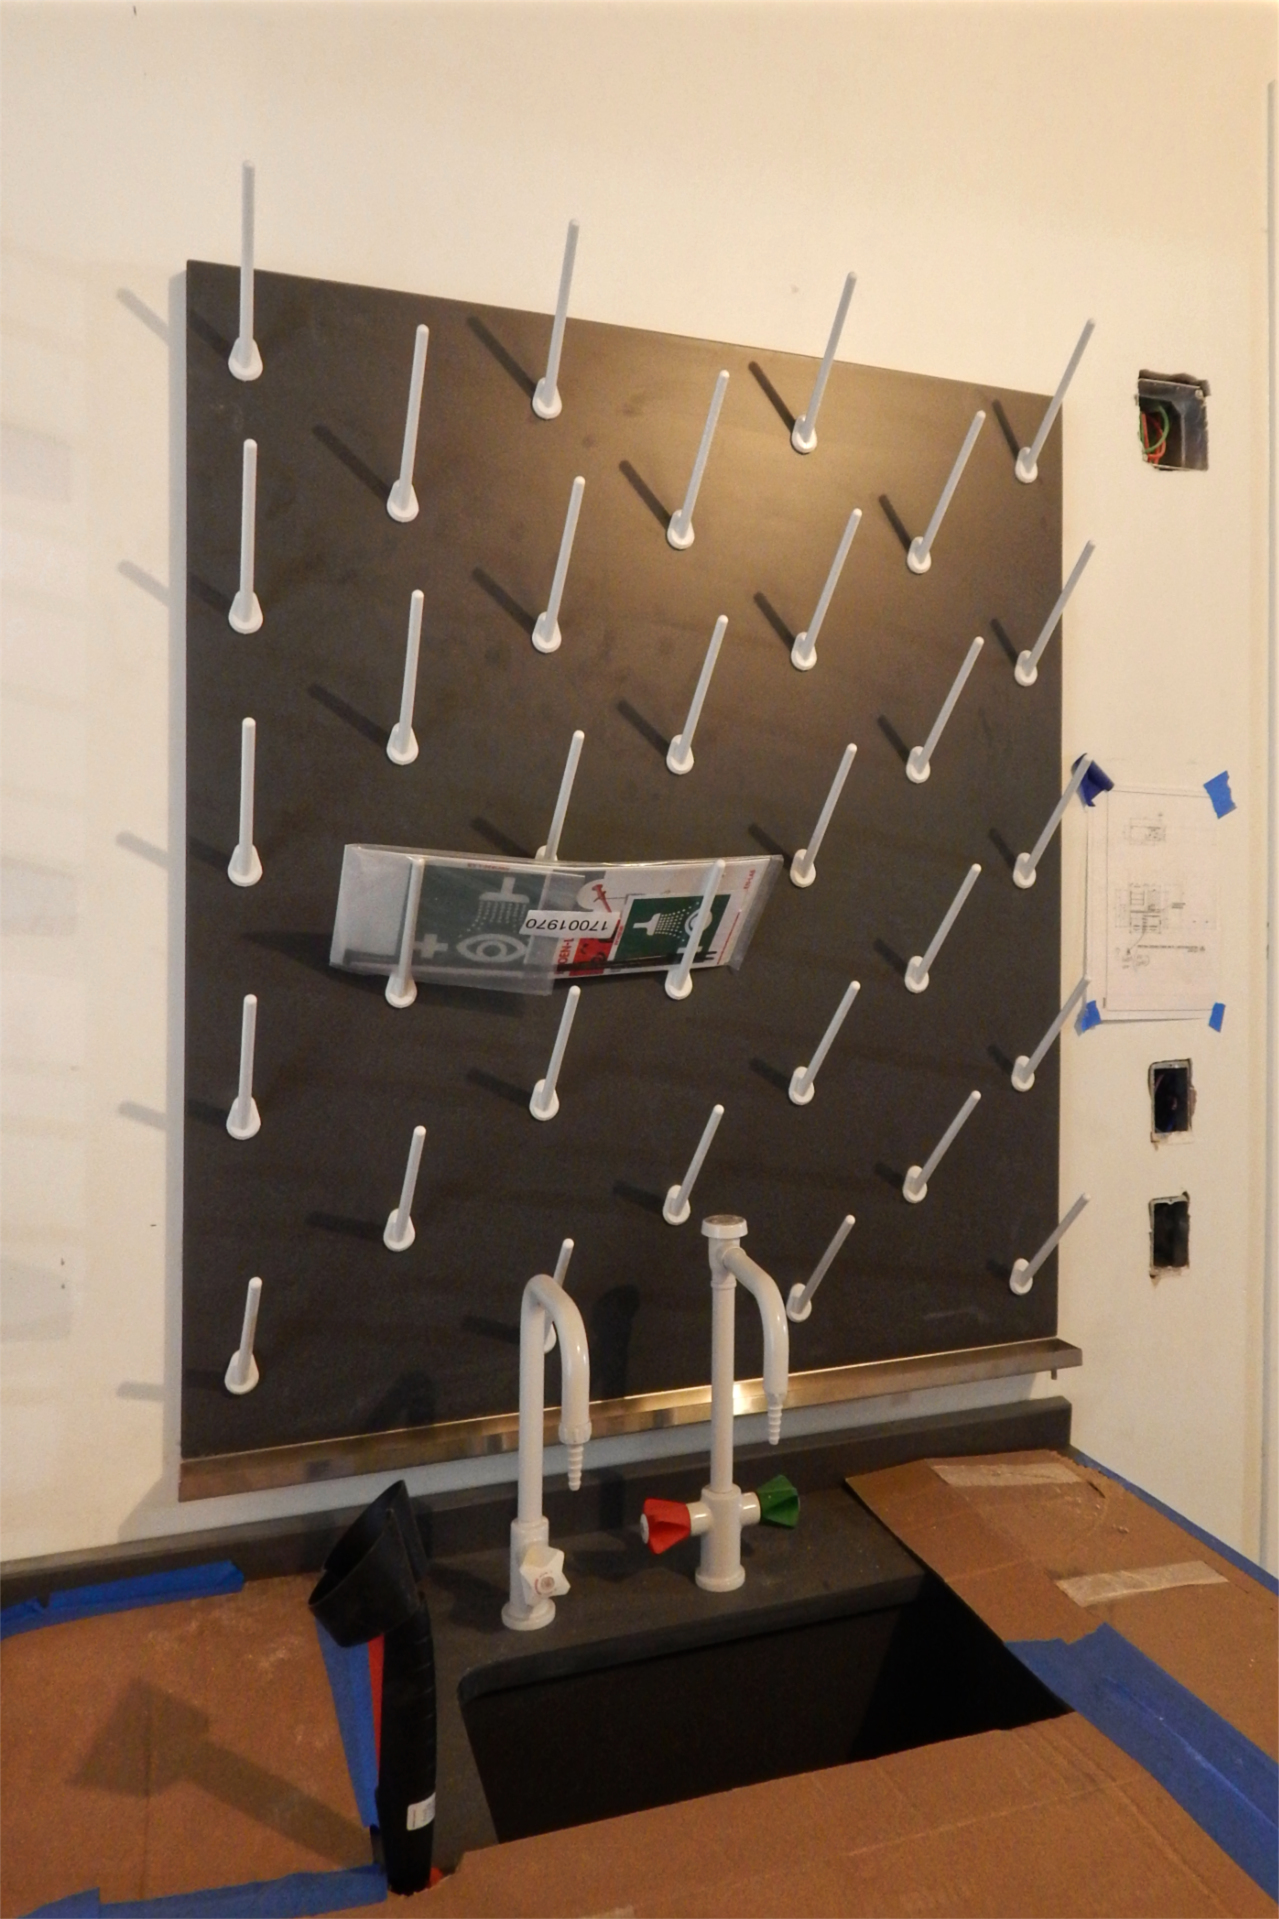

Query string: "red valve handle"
[[640, 1497, 692, 1553]]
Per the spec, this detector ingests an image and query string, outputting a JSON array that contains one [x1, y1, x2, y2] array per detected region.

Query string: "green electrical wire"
[[1140, 402, 1170, 464]]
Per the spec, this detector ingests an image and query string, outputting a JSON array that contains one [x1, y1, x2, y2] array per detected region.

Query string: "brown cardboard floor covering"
[[0, 1575, 369, 1915], [342, 1715, 1273, 1918], [3, 1554, 1272, 1919], [847, 1451, 1279, 1759]]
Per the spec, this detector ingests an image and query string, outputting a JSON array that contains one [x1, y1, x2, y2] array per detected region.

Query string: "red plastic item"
[[642, 1497, 692, 1553], [368, 1633, 384, 1757]]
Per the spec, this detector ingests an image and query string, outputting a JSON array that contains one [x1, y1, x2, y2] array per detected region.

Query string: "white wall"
[[2, 1, 1274, 1565]]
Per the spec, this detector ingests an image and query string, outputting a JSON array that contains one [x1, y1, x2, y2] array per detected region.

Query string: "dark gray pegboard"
[[183, 260, 1063, 1462]]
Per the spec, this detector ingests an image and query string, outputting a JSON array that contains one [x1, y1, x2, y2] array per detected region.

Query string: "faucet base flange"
[[501, 1596, 556, 1631], [695, 1564, 746, 1593]]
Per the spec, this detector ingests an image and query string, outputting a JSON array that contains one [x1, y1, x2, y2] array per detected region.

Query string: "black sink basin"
[[458, 1491, 1066, 1842]]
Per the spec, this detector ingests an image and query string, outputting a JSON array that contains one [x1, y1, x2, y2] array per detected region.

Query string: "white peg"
[[1015, 321, 1095, 484], [792, 273, 856, 455], [225, 1276, 263, 1394], [1014, 756, 1091, 889], [226, 994, 261, 1138], [665, 859, 725, 1002], [228, 164, 263, 382], [667, 617, 727, 775], [1012, 976, 1088, 1093], [667, 370, 729, 550], [386, 857, 427, 1008], [1011, 1193, 1090, 1294], [530, 985, 581, 1121], [787, 1214, 855, 1322], [905, 863, 981, 993], [544, 1237, 575, 1352], [907, 637, 984, 783], [663, 1104, 724, 1225], [227, 717, 262, 886], [792, 507, 862, 672], [387, 591, 424, 765], [228, 439, 263, 634], [532, 477, 585, 654], [907, 411, 985, 574], [536, 729, 585, 860], [789, 980, 860, 1106], [903, 1090, 981, 1203], [792, 744, 857, 889], [387, 324, 429, 523], [532, 220, 579, 420], [1015, 541, 1095, 686], [384, 1124, 426, 1251]]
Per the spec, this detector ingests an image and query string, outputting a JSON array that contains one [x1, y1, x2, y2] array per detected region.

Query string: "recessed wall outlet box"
[[1150, 1061, 1193, 1139], [1137, 371, 1209, 470], [1150, 1194, 1190, 1273]]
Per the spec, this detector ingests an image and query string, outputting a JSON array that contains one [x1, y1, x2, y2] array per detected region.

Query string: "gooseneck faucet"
[[502, 1270, 592, 1631], [641, 1215, 796, 1592]]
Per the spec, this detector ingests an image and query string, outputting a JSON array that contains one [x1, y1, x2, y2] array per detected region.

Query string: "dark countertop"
[[424, 1478, 924, 1867]]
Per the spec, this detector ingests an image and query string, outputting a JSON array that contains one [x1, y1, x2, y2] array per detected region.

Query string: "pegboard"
[[182, 260, 1064, 1485]]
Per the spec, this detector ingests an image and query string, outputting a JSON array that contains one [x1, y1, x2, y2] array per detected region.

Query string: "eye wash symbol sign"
[[456, 874, 535, 965]]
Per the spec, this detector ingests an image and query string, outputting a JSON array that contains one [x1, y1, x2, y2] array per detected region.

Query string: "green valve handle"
[[756, 1474, 800, 1528]]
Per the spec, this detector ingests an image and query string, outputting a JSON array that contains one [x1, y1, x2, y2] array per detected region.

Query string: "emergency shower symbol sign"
[[616, 891, 729, 967]]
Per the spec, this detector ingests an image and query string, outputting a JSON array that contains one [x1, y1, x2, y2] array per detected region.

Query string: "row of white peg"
[[226, 717, 1083, 1019], [221, 1173, 1085, 1399], [221, 1001, 1088, 1398], [226, 958, 1088, 1173], [225, 414, 1093, 715], [225, 717, 1084, 1066], [230, 167, 1093, 494], [225, 169, 1095, 649]]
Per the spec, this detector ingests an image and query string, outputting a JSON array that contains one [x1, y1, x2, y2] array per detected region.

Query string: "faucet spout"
[[721, 1245, 789, 1436], [526, 1272, 592, 1477], [504, 1270, 591, 1632]]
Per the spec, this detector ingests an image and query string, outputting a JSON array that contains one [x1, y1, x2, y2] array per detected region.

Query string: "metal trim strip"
[[179, 1336, 1082, 1501]]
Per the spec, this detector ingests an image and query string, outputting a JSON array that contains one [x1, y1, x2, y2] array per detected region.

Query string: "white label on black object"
[[522, 908, 619, 938], [406, 1793, 436, 1830]]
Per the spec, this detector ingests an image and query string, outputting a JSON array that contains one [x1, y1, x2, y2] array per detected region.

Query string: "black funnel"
[[311, 1481, 436, 1894]]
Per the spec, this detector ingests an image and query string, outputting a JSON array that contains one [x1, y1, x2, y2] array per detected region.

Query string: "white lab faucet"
[[502, 1270, 592, 1631], [641, 1215, 794, 1592]]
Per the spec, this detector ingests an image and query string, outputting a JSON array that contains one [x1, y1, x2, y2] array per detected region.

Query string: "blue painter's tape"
[[314, 1619, 380, 1829], [1076, 998, 1102, 1033], [1209, 1002, 1226, 1032], [27, 1867, 387, 1919], [1, 1563, 244, 1640], [28, 1868, 387, 1919], [1070, 1449, 1277, 1595], [1204, 771, 1237, 818], [1009, 1625, 1278, 1898], [1073, 756, 1114, 807], [1, 1598, 50, 1638], [95, 1865, 386, 1918]]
